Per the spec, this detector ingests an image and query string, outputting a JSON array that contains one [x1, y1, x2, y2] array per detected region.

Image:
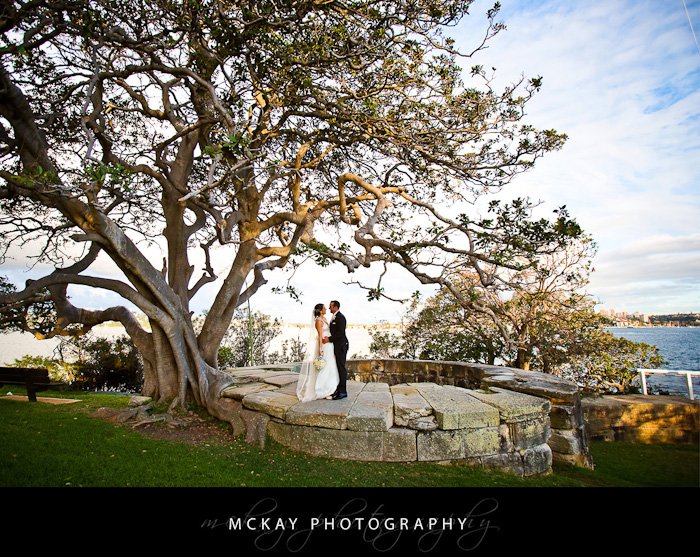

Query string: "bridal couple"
[[296, 300, 349, 402]]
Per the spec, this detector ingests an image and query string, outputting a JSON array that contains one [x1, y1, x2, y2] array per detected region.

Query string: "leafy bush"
[[8, 354, 76, 383], [60, 335, 143, 392], [556, 330, 664, 394]]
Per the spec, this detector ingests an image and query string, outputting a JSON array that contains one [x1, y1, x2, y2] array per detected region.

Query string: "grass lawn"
[[0, 387, 698, 488]]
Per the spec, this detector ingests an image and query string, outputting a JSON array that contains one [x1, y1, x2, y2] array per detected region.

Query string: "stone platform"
[[218, 365, 553, 476]]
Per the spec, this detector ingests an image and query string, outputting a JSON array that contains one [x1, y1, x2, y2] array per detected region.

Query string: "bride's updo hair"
[[313, 303, 324, 318]]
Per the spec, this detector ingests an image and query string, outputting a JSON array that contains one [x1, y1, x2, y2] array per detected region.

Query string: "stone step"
[[228, 370, 294, 381], [284, 381, 365, 429], [462, 386, 550, 422], [277, 381, 300, 396], [262, 374, 301, 387], [347, 386, 394, 431], [221, 382, 278, 400], [242, 390, 301, 420], [390, 384, 433, 427], [410, 383, 499, 430]]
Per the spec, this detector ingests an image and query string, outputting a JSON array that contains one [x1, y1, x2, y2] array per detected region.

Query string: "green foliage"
[[8, 354, 76, 383], [270, 285, 302, 302], [0, 276, 58, 337], [369, 281, 663, 395], [558, 330, 664, 394], [84, 163, 133, 190], [214, 310, 281, 368], [221, 132, 250, 156], [269, 337, 307, 364], [368, 324, 403, 358], [368, 291, 505, 364], [59, 334, 143, 392]]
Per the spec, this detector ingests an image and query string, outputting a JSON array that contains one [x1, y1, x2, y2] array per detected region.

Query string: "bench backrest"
[[0, 367, 51, 382]]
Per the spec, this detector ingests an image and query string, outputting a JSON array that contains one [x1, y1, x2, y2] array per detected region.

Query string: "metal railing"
[[637, 368, 699, 400]]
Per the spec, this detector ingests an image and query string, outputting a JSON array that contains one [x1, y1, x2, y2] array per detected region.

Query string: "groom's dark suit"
[[329, 311, 349, 395]]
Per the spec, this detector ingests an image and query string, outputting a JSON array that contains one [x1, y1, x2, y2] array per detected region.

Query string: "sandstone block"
[[277, 382, 300, 396], [266, 422, 384, 461], [480, 453, 525, 476], [242, 391, 300, 420], [128, 396, 152, 407], [417, 430, 464, 461], [498, 424, 514, 453], [409, 416, 438, 431], [548, 429, 582, 455], [347, 388, 393, 431], [466, 387, 550, 421], [462, 427, 500, 457], [417, 427, 499, 461], [262, 374, 302, 387], [390, 384, 433, 427], [507, 418, 551, 450], [521, 444, 552, 476], [382, 428, 418, 461], [221, 382, 278, 400], [481, 368, 578, 404], [284, 381, 364, 429], [550, 404, 578, 429], [410, 383, 499, 430]]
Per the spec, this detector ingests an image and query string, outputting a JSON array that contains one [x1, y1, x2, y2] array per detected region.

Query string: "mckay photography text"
[[201, 496, 500, 551]]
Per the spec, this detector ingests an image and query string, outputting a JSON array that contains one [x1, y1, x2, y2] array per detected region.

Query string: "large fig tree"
[[0, 0, 578, 414]]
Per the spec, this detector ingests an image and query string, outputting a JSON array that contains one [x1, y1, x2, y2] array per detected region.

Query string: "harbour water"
[[607, 327, 699, 399]]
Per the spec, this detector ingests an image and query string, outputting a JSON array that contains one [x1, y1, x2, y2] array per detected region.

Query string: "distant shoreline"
[[605, 325, 700, 329]]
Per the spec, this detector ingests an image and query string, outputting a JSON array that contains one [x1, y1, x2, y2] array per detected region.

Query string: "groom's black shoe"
[[332, 392, 347, 400]]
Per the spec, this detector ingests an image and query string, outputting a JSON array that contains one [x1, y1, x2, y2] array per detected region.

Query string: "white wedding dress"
[[296, 316, 340, 402]]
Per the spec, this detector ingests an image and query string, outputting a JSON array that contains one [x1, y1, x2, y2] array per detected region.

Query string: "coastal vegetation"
[[364, 231, 665, 393]]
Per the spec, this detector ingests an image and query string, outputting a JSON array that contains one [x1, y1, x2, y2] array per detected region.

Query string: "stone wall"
[[219, 366, 554, 476], [348, 359, 594, 469], [582, 394, 699, 443]]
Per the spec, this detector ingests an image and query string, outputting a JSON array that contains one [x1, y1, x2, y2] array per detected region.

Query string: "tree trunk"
[[514, 322, 532, 370], [133, 315, 238, 420], [516, 349, 531, 370], [142, 322, 181, 403]]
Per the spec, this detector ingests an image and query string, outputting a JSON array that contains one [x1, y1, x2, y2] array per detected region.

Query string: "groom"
[[323, 300, 349, 400]]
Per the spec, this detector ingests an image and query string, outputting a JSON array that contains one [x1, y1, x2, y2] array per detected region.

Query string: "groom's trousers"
[[334, 341, 349, 395]]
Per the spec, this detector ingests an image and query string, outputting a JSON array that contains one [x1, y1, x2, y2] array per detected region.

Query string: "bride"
[[296, 303, 340, 402]]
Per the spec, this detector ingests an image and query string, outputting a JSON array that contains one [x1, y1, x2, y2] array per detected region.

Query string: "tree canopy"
[[0, 0, 580, 412]]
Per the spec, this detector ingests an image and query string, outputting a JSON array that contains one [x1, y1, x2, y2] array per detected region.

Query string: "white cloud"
[[450, 0, 700, 313]]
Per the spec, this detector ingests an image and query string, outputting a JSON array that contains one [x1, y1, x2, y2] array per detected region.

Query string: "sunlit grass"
[[1, 387, 697, 487]]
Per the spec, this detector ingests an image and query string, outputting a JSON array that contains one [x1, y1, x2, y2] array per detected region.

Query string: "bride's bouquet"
[[313, 357, 326, 371]]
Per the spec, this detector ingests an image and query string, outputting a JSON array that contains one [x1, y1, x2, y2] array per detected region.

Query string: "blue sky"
[[2, 0, 699, 324], [448, 0, 700, 316]]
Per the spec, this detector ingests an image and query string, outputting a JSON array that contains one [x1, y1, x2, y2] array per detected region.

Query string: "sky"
[[2, 0, 699, 325]]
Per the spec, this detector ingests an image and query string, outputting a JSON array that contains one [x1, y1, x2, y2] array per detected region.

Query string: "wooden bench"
[[0, 366, 65, 402]]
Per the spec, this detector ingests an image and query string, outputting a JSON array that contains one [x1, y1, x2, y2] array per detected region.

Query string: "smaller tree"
[[198, 310, 281, 369], [557, 330, 664, 394], [58, 334, 143, 391], [269, 337, 307, 364], [402, 290, 505, 364], [368, 322, 404, 359]]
